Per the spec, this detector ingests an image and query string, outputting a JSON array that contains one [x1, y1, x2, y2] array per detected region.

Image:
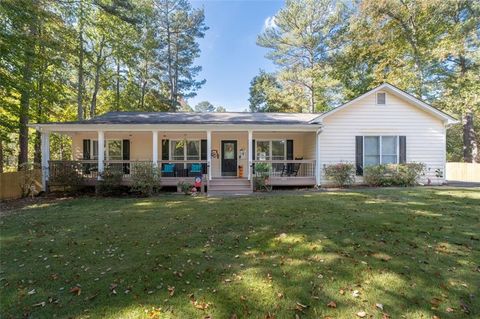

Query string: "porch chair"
[[161, 163, 176, 177], [188, 163, 203, 177], [281, 157, 303, 177]]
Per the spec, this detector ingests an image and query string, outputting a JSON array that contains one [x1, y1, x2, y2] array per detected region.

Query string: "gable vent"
[[377, 92, 386, 105]]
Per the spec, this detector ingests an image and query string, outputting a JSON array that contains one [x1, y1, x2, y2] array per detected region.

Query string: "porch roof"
[[44, 111, 323, 125]]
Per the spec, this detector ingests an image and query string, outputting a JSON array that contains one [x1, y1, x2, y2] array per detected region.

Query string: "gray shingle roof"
[[58, 112, 322, 125]]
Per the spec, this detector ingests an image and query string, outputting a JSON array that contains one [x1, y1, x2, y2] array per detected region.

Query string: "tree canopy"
[[0, 0, 208, 171], [251, 0, 479, 162]]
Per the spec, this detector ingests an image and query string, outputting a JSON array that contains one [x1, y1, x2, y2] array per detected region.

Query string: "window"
[[256, 140, 286, 161], [272, 140, 285, 160], [90, 140, 123, 160], [186, 140, 200, 160], [256, 141, 270, 160], [376, 92, 386, 105], [364, 136, 398, 166], [107, 140, 122, 160], [170, 140, 201, 161]]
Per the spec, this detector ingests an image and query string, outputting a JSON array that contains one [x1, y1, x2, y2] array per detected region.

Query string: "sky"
[[189, 0, 284, 111]]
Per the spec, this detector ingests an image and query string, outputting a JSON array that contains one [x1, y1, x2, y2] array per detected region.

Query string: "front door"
[[221, 140, 237, 176]]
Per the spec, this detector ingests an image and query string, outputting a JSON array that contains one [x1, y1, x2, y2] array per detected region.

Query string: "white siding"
[[319, 91, 446, 185]]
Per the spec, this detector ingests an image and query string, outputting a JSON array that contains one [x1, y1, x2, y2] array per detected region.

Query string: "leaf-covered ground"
[[1, 187, 479, 318]]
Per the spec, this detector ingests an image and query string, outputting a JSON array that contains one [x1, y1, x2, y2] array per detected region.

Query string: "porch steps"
[[208, 178, 252, 196]]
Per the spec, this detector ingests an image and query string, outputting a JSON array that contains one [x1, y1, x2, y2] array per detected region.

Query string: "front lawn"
[[1, 188, 479, 318]]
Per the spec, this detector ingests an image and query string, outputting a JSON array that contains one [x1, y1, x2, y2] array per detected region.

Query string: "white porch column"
[[247, 130, 253, 180], [315, 129, 321, 186], [152, 130, 158, 166], [41, 131, 50, 191], [97, 130, 105, 178], [206, 130, 212, 180]]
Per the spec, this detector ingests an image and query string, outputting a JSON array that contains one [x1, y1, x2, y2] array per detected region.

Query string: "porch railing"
[[252, 160, 316, 178], [48, 160, 208, 183]]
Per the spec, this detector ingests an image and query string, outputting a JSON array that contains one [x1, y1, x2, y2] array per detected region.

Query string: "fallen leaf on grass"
[[295, 302, 308, 312], [85, 291, 99, 301], [167, 286, 175, 297], [446, 307, 454, 312], [33, 301, 46, 307], [356, 311, 366, 317], [192, 300, 210, 310], [327, 301, 337, 308], [339, 289, 345, 295], [28, 289, 36, 295], [109, 283, 118, 295], [69, 286, 81, 296], [352, 290, 360, 298], [430, 297, 442, 307], [376, 303, 384, 311]]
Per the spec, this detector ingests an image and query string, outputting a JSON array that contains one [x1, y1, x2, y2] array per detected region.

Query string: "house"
[[32, 83, 457, 194]]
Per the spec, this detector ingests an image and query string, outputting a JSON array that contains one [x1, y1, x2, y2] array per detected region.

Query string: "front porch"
[[42, 129, 319, 193]]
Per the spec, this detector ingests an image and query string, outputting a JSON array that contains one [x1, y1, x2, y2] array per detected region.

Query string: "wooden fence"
[[0, 169, 42, 201], [446, 162, 480, 182]]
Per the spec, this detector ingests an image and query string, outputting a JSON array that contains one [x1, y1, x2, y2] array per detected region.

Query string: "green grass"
[[1, 188, 479, 318]]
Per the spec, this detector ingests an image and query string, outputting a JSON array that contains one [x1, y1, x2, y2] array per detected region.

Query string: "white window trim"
[[363, 135, 399, 166], [169, 139, 201, 161], [376, 92, 386, 105], [90, 139, 123, 160], [255, 139, 287, 161]]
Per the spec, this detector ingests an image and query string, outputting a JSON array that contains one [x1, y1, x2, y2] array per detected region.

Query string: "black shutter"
[[286, 140, 294, 160], [355, 136, 363, 176], [83, 139, 91, 159], [201, 139, 207, 160], [399, 136, 406, 164], [162, 139, 169, 160], [201, 139, 207, 174], [123, 139, 130, 174], [83, 139, 91, 174]]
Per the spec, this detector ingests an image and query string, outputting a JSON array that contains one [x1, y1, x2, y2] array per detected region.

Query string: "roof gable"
[[311, 83, 458, 125]]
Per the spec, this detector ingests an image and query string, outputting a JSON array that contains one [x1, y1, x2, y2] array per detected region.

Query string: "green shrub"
[[254, 162, 271, 177], [18, 162, 42, 197], [97, 166, 124, 195], [131, 162, 162, 196], [363, 165, 391, 187], [178, 181, 193, 195], [364, 163, 425, 187], [48, 162, 84, 192], [323, 163, 355, 187]]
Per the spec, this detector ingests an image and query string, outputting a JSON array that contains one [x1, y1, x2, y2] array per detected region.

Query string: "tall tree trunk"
[[90, 65, 101, 118], [34, 61, 46, 165], [140, 59, 148, 109], [463, 109, 476, 163], [172, 35, 179, 112], [115, 59, 120, 111], [0, 138, 4, 173], [18, 20, 37, 170], [459, 55, 477, 162], [77, 0, 84, 120], [165, 3, 175, 111]]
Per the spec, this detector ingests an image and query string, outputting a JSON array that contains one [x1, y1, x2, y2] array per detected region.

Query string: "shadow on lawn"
[[0, 188, 479, 318]]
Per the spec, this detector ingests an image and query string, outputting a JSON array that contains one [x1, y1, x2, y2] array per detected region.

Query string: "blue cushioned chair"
[[189, 163, 203, 176], [161, 163, 176, 177]]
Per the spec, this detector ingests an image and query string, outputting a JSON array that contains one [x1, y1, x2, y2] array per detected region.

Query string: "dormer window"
[[377, 92, 386, 105]]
